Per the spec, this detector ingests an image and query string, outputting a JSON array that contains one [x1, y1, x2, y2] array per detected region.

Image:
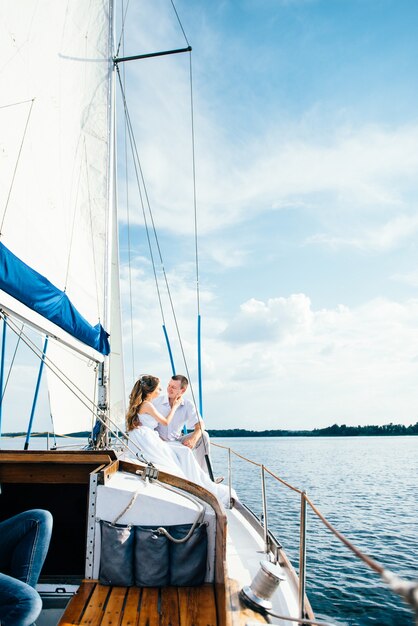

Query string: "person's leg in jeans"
[[0, 573, 42, 626], [0, 509, 53, 625]]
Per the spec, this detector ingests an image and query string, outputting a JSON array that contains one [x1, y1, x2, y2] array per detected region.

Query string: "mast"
[[97, 0, 126, 446], [97, 0, 116, 444]]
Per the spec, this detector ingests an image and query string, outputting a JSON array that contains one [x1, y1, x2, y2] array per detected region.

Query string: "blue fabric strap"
[[0, 242, 110, 355]]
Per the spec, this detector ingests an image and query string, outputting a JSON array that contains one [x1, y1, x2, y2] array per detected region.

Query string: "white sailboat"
[[0, 3, 417, 626], [0, 2, 312, 625]]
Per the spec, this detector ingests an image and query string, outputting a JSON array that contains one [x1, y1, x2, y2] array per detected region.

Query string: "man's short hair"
[[172, 374, 188, 390]]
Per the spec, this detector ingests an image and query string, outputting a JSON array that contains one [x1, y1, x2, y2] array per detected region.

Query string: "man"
[[153, 374, 222, 481]]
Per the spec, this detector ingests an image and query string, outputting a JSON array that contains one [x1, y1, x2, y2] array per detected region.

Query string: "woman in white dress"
[[126, 375, 231, 507]]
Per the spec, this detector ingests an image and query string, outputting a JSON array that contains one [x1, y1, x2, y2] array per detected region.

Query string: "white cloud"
[[223, 294, 313, 343], [117, 279, 418, 430], [198, 295, 418, 429], [309, 213, 418, 251], [203, 240, 249, 268], [391, 270, 418, 287]]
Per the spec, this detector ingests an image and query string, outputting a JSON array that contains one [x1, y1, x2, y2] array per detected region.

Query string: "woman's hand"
[[172, 394, 182, 409], [150, 394, 182, 425]]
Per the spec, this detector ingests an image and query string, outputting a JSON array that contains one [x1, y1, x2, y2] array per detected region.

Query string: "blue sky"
[[4, 0, 418, 437], [119, 0, 418, 431]]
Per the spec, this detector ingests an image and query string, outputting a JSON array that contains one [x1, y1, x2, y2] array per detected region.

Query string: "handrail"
[[214, 441, 303, 493], [212, 441, 418, 624], [299, 492, 307, 619], [261, 465, 269, 553]]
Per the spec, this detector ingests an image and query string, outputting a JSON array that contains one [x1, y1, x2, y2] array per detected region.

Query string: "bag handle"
[[154, 481, 206, 543]]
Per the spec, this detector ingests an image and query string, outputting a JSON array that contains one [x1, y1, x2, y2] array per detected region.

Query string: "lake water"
[[210, 436, 418, 626], [1, 434, 416, 625]]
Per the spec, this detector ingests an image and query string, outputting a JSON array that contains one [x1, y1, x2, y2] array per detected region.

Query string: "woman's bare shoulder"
[[139, 400, 156, 413]]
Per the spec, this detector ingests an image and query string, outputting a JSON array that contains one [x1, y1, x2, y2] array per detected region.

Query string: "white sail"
[[46, 339, 99, 436], [0, 1, 125, 434], [0, 0, 110, 327]]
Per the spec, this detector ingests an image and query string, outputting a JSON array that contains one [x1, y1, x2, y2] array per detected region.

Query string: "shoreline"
[[2, 422, 418, 439]]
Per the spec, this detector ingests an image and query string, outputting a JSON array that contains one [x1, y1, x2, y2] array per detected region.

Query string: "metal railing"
[[212, 441, 418, 625]]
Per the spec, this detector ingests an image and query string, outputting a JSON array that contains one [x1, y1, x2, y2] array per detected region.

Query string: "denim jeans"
[[0, 509, 53, 626]]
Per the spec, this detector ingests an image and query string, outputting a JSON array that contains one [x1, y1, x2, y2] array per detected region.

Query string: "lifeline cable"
[[212, 441, 418, 621]]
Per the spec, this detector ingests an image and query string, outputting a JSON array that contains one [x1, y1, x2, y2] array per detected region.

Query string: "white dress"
[[127, 413, 232, 507]]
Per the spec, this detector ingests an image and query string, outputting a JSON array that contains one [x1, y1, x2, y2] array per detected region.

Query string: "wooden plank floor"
[[58, 582, 218, 626], [227, 579, 267, 626]]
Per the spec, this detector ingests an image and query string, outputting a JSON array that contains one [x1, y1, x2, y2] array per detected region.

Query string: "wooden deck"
[[58, 581, 218, 626]]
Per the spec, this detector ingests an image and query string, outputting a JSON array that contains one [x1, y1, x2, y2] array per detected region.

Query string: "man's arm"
[[182, 418, 205, 448]]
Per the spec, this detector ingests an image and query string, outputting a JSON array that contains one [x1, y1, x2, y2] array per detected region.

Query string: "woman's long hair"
[[126, 375, 159, 431]]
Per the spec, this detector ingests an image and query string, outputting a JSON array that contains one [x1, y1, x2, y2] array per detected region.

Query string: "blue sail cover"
[[0, 242, 110, 355]]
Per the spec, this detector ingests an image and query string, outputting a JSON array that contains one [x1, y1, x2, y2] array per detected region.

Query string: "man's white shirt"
[[153, 395, 200, 441]]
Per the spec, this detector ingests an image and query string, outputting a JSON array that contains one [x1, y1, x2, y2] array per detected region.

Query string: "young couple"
[[126, 374, 230, 506]]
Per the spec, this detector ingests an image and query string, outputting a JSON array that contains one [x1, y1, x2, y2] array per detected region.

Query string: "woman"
[[126, 375, 184, 475], [126, 375, 231, 506]]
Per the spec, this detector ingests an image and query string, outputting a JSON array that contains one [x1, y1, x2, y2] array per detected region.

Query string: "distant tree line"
[[3, 422, 418, 438], [206, 422, 418, 437]]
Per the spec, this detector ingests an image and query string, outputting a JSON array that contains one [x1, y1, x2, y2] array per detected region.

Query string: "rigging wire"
[[187, 51, 204, 417], [169, 0, 204, 414], [116, 69, 211, 466], [0, 321, 24, 404], [189, 54, 200, 318], [0, 99, 34, 111], [117, 68, 176, 374], [116, 0, 131, 59], [120, 11, 136, 385], [0, 311, 149, 462], [24, 335, 49, 449], [114, 0, 211, 465], [117, 76, 179, 319], [1, 313, 99, 417], [170, 0, 190, 47], [116, 69, 167, 327], [0, 99, 35, 236]]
